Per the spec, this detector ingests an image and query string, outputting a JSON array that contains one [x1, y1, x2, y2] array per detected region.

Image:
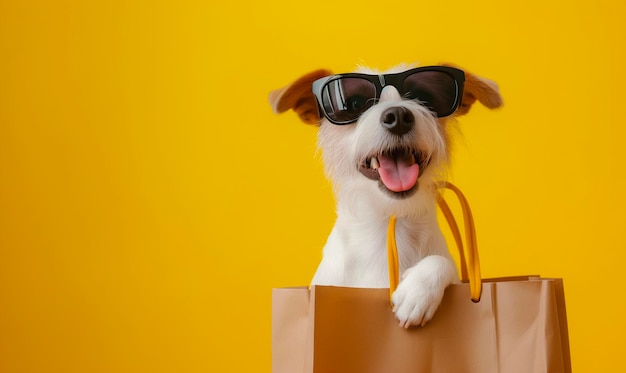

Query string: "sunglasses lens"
[[403, 71, 459, 117], [320, 77, 376, 124]]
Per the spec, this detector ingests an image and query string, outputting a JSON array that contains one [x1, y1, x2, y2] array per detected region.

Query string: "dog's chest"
[[325, 218, 434, 287]]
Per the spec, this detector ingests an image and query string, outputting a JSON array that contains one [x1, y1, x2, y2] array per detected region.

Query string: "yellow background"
[[1, 0, 625, 372]]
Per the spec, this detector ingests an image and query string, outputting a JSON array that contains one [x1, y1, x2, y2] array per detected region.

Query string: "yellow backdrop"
[[1, 0, 625, 372]]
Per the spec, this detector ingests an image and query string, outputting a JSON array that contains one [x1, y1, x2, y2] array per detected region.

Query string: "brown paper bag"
[[272, 277, 571, 373], [272, 184, 571, 372]]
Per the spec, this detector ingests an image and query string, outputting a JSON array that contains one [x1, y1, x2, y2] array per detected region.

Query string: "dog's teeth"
[[370, 157, 380, 170]]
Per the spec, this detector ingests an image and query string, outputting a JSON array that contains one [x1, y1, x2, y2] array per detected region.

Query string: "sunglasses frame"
[[311, 66, 466, 125]]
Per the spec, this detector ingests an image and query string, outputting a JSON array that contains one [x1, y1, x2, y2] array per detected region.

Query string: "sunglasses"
[[311, 66, 465, 125]]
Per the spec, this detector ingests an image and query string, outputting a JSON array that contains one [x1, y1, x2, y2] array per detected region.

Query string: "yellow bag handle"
[[387, 181, 482, 303], [386, 215, 400, 303]]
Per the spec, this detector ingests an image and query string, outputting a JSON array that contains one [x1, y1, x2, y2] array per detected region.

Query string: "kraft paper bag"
[[272, 277, 571, 373], [272, 183, 571, 373]]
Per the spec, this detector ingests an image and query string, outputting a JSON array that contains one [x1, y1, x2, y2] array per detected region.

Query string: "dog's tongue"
[[378, 154, 419, 192]]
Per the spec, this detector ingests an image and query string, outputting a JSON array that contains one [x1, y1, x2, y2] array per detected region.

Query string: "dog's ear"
[[442, 63, 503, 116], [269, 69, 332, 125]]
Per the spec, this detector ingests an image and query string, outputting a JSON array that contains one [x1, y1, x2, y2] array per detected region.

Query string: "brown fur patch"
[[442, 63, 503, 116], [269, 69, 332, 125]]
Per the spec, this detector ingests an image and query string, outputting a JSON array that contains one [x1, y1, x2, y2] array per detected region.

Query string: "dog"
[[269, 63, 502, 328]]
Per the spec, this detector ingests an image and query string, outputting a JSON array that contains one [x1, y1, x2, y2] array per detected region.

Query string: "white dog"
[[269, 63, 502, 328]]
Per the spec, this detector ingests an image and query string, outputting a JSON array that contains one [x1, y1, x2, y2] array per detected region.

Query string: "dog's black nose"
[[381, 107, 414, 135]]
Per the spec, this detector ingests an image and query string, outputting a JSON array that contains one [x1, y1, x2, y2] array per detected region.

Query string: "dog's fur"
[[269, 63, 502, 328]]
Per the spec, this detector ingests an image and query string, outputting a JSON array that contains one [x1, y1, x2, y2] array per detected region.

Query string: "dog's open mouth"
[[358, 149, 429, 198]]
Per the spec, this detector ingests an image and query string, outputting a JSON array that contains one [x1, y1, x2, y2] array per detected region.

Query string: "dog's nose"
[[381, 107, 414, 135]]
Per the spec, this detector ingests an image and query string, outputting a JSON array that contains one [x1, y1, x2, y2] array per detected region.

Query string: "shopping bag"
[[272, 183, 571, 373]]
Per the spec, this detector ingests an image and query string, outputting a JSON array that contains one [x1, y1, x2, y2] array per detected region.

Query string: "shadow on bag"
[[272, 183, 572, 373]]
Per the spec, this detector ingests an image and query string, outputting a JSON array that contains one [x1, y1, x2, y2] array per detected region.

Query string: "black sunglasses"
[[311, 66, 465, 125]]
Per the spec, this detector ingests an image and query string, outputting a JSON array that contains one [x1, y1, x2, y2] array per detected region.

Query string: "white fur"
[[310, 66, 459, 328]]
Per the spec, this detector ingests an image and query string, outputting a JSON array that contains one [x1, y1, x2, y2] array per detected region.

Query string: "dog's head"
[[269, 64, 502, 215]]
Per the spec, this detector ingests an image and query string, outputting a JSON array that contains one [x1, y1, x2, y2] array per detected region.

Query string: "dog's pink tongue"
[[378, 154, 419, 192]]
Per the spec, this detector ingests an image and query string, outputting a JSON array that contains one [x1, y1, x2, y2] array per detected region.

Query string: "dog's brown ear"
[[442, 63, 503, 116], [269, 69, 332, 125]]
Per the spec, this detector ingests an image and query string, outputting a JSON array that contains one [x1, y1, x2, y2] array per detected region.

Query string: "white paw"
[[391, 256, 456, 328]]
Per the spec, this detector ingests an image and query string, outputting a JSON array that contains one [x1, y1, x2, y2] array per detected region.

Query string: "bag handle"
[[387, 181, 482, 303], [437, 181, 482, 302]]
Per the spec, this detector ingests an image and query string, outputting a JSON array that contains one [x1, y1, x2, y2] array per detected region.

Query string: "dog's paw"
[[391, 273, 445, 328], [391, 256, 456, 328]]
